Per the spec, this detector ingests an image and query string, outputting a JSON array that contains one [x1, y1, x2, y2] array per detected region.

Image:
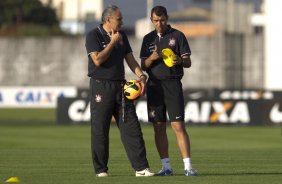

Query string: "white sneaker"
[[96, 172, 108, 177], [135, 168, 155, 177]]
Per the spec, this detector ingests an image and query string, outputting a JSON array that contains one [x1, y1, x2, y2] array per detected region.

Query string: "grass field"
[[0, 109, 282, 184]]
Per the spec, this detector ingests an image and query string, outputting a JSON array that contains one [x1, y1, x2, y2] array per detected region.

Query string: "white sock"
[[161, 158, 172, 170], [183, 158, 192, 170]]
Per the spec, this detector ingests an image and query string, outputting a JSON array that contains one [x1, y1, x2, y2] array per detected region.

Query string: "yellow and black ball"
[[124, 80, 141, 100]]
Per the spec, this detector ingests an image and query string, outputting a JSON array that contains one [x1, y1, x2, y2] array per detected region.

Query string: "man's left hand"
[[172, 55, 183, 66]]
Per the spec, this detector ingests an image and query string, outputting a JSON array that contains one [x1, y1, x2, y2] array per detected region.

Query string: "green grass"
[[0, 108, 55, 125], [0, 109, 282, 184]]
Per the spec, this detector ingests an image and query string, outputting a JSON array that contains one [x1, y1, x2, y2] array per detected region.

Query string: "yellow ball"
[[124, 80, 142, 100]]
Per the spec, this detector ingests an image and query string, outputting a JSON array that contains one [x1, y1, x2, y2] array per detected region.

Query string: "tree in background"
[[0, 0, 64, 36]]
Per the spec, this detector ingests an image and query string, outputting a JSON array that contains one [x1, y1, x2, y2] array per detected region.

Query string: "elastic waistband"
[[91, 77, 125, 83]]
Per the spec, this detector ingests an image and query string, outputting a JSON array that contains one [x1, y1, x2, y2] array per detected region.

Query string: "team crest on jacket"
[[168, 38, 176, 46], [95, 94, 102, 103]]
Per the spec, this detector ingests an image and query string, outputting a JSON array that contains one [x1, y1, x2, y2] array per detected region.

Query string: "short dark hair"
[[101, 5, 120, 23], [151, 6, 168, 18]]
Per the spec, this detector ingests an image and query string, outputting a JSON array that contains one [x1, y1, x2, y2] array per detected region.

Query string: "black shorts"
[[146, 79, 185, 122]]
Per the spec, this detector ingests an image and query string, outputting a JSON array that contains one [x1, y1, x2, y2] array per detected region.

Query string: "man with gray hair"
[[85, 5, 154, 177]]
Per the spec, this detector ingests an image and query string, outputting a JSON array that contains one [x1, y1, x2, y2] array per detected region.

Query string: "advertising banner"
[[0, 86, 77, 108], [56, 97, 282, 125], [213, 89, 282, 100], [57, 98, 90, 124]]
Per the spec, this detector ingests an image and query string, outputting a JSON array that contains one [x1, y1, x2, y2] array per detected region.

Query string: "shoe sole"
[[136, 173, 155, 177]]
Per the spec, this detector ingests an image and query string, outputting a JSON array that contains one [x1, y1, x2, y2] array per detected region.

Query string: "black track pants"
[[90, 78, 149, 174]]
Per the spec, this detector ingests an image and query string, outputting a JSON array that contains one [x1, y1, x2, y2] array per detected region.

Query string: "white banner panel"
[[0, 86, 77, 108]]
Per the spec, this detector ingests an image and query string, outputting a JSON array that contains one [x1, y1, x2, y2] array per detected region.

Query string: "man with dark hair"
[[85, 5, 154, 177], [140, 5, 197, 176]]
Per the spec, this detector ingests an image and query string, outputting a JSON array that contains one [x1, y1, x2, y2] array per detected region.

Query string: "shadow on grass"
[[184, 172, 282, 177], [0, 120, 56, 126]]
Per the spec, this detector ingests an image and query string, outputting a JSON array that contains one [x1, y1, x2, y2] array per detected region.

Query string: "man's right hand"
[[149, 46, 159, 61], [110, 29, 122, 45]]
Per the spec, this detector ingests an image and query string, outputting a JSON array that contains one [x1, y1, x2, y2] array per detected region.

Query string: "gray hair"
[[101, 5, 120, 23]]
